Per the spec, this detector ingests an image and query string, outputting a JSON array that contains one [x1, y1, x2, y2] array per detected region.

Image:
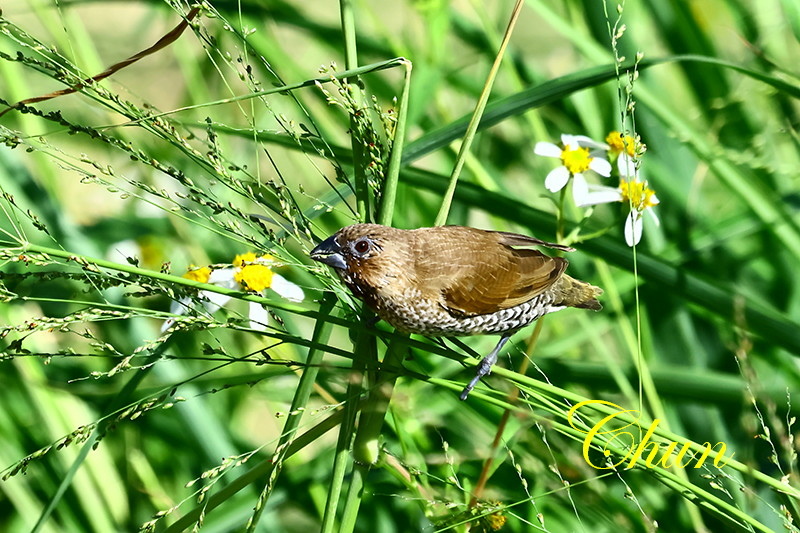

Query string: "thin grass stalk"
[[433, 0, 524, 226], [585, 263, 642, 406], [161, 406, 353, 533], [352, 338, 408, 465], [103, 57, 408, 129], [339, 0, 368, 222], [605, 9, 708, 523], [341, 340, 407, 532], [245, 294, 337, 532], [469, 319, 546, 509], [320, 328, 374, 533], [343, 55, 414, 470], [468, 1, 551, 143], [376, 58, 412, 227], [338, 464, 367, 533], [32, 338, 174, 532], [423, 359, 800, 502], [627, 243, 707, 529], [321, 2, 381, 530]]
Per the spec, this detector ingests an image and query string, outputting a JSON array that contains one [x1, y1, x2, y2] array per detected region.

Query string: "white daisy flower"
[[162, 253, 304, 332], [534, 134, 612, 203], [621, 179, 660, 246], [572, 174, 660, 247]]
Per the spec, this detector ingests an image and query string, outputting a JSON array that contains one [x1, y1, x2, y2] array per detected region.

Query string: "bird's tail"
[[553, 275, 603, 311]]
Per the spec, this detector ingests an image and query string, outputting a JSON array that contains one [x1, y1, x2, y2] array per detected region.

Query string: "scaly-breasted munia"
[[310, 224, 602, 399]]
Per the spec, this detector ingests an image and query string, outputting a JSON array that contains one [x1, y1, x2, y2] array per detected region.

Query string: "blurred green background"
[[1, 1, 799, 532]]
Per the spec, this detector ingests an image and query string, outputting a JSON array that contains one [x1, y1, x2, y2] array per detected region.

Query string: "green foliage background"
[[0, 1, 798, 532]]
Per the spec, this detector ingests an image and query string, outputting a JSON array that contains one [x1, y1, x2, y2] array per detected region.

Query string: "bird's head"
[[310, 224, 408, 293], [310, 224, 384, 270]]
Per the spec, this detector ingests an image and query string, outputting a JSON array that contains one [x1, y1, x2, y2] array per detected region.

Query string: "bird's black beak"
[[310, 235, 348, 270]]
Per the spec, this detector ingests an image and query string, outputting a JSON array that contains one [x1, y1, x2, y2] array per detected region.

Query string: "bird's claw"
[[459, 375, 483, 400], [458, 335, 510, 400]]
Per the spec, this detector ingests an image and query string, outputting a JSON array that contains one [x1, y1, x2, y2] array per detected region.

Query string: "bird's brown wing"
[[493, 231, 575, 252], [412, 227, 568, 316]]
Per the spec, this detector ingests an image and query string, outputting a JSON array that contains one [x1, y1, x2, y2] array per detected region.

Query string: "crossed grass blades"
[[1, 2, 799, 533]]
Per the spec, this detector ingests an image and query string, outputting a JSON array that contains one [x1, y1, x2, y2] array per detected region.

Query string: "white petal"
[[624, 211, 643, 246], [270, 273, 305, 302], [203, 267, 237, 308], [589, 157, 612, 177], [249, 302, 270, 331], [208, 268, 238, 289], [560, 133, 578, 147], [647, 208, 661, 227], [201, 290, 230, 310], [169, 297, 194, 316], [544, 166, 571, 192], [162, 297, 194, 332], [649, 192, 660, 206], [617, 154, 638, 178], [107, 239, 140, 263], [575, 184, 623, 207], [572, 135, 609, 151], [572, 174, 589, 204], [534, 142, 562, 158]]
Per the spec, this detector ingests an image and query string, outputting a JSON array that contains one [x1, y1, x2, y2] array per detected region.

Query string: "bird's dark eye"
[[353, 239, 370, 254]]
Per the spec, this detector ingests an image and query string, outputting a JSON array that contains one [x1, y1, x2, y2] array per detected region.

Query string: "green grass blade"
[[433, 0, 524, 226]]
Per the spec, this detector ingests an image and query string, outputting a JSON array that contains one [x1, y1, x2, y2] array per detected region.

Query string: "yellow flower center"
[[233, 252, 258, 267], [487, 511, 506, 531], [561, 145, 593, 174], [183, 266, 211, 283], [234, 264, 274, 292], [620, 179, 657, 210], [606, 131, 637, 156]]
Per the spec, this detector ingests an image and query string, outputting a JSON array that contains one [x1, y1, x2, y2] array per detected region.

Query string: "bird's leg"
[[459, 334, 512, 400]]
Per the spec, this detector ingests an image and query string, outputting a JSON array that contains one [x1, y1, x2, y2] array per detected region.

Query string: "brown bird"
[[310, 224, 602, 399]]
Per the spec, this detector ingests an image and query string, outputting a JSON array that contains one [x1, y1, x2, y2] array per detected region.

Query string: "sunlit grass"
[[1, 1, 799, 532]]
